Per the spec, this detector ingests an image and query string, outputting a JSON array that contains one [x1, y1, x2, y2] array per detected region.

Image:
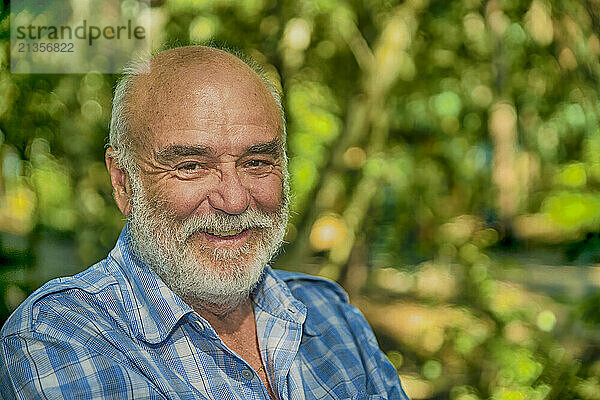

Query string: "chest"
[[218, 331, 262, 368], [104, 314, 370, 399]]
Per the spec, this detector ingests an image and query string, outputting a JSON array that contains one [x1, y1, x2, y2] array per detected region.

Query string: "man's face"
[[124, 55, 288, 311]]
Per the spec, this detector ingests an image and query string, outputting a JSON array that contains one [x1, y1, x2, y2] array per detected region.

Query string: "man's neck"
[[196, 298, 255, 335], [198, 298, 276, 398]]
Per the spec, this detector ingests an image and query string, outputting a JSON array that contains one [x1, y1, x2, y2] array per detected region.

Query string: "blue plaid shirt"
[[0, 226, 408, 399]]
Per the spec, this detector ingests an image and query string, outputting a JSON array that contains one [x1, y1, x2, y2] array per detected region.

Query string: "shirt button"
[[195, 321, 204, 331], [241, 368, 254, 380]]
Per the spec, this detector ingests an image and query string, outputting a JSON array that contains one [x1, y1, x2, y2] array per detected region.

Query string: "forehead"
[[128, 52, 282, 155]]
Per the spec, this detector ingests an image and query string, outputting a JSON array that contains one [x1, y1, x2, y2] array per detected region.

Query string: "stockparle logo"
[[10, 0, 151, 73]]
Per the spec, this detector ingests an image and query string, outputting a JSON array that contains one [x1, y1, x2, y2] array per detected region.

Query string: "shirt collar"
[[252, 268, 307, 327], [108, 223, 308, 343], [108, 223, 194, 344]]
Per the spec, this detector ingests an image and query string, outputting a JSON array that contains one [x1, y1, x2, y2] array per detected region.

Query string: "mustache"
[[177, 208, 277, 242]]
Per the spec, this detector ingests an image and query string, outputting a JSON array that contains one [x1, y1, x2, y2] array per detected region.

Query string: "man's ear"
[[105, 148, 132, 216]]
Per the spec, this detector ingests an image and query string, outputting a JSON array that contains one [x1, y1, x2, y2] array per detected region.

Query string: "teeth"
[[205, 228, 244, 237]]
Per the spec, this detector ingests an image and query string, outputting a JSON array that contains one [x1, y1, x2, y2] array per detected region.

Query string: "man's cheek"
[[161, 186, 209, 218], [251, 178, 284, 208]]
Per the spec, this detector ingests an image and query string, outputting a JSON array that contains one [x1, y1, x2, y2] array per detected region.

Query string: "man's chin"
[[175, 255, 268, 314]]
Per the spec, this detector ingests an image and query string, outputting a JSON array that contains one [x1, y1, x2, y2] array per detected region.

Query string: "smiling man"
[[0, 46, 409, 399]]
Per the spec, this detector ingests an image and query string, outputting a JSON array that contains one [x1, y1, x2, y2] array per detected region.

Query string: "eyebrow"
[[244, 139, 283, 157], [155, 138, 283, 164], [156, 144, 212, 163]]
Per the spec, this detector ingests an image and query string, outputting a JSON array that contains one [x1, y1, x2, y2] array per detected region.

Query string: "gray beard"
[[127, 178, 288, 314]]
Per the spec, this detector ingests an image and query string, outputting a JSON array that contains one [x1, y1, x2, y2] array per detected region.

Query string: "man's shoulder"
[[273, 269, 349, 304], [0, 259, 119, 339]]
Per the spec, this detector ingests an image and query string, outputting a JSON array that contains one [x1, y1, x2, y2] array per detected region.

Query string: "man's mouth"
[[203, 228, 247, 238], [195, 228, 252, 247]]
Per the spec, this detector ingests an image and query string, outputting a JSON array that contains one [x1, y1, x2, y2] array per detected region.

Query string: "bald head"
[[108, 46, 285, 174]]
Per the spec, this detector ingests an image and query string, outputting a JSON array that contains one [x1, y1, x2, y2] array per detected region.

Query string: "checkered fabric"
[[0, 224, 409, 399]]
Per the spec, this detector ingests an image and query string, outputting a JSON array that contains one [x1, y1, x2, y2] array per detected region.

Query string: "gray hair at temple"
[[107, 46, 287, 177]]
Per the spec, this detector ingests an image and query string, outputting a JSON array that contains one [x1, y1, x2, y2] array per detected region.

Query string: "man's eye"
[[246, 160, 269, 168], [242, 159, 274, 175], [177, 162, 205, 173]]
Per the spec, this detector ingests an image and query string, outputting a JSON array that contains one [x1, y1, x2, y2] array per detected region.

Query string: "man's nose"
[[206, 165, 250, 215]]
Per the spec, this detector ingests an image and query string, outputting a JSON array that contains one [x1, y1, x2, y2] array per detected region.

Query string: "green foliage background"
[[1, 0, 600, 398]]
